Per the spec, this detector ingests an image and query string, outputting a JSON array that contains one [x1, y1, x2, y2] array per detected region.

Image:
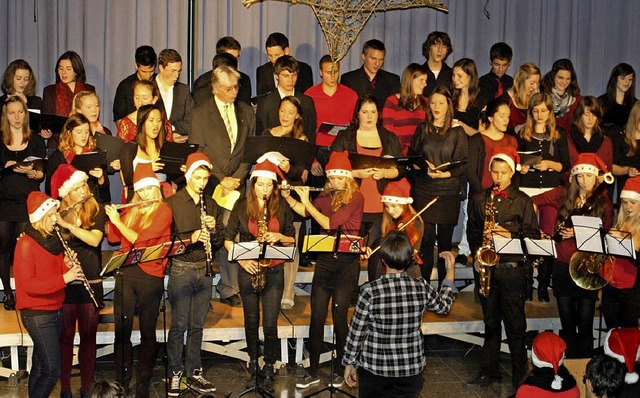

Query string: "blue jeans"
[[167, 260, 213, 375], [21, 309, 63, 398]]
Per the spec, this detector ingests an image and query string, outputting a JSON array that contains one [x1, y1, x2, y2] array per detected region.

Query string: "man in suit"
[[421, 31, 453, 98], [189, 65, 255, 307], [340, 39, 400, 110], [255, 32, 313, 97], [192, 36, 252, 106], [256, 55, 316, 143], [156, 49, 193, 142], [112, 45, 156, 121]]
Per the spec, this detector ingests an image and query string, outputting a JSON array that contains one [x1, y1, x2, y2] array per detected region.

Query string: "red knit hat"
[[251, 157, 285, 181], [620, 176, 640, 201], [381, 178, 413, 205], [604, 327, 640, 384], [531, 332, 567, 390], [571, 153, 614, 184], [489, 146, 520, 172], [133, 163, 160, 192], [184, 152, 212, 181], [326, 151, 352, 178], [50, 164, 88, 199], [27, 191, 59, 224]]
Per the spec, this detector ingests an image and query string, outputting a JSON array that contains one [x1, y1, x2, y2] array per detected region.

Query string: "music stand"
[[605, 229, 635, 259], [572, 215, 606, 254]]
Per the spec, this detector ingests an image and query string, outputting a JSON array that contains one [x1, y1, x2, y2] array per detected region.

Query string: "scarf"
[[551, 87, 575, 118], [55, 80, 89, 116], [570, 126, 604, 153], [24, 224, 64, 255], [532, 131, 555, 157]]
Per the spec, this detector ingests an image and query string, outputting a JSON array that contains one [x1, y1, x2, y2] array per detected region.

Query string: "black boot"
[[537, 258, 552, 302], [3, 292, 15, 311], [262, 363, 275, 393], [246, 360, 260, 389]]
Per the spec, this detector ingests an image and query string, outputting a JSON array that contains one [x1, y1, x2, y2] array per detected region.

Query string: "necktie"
[[495, 77, 503, 98], [223, 104, 235, 152]]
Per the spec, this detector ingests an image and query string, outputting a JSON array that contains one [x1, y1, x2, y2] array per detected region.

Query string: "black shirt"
[[516, 128, 570, 189], [477, 71, 514, 110]]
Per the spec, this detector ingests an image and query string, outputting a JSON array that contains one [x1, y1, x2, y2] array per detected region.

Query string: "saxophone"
[[199, 190, 215, 277], [251, 195, 271, 291], [476, 186, 500, 297]]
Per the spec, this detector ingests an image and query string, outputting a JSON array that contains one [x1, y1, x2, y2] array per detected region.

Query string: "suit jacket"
[[188, 97, 255, 189], [155, 81, 193, 136], [113, 73, 142, 121], [423, 61, 452, 98], [255, 89, 317, 144], [256, 61, 314, 97], [340, 66, 400, 110], [192, 70, 252, 107]]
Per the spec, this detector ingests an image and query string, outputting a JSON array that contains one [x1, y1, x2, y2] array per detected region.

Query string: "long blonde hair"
[[624, 101, 640, 156], [615, 201, 640, 249], [58, 113, 96, 153], [519, 93, 560, 142], [122, 186, 162, 231], [327, 177, 360, 212], [59, 182, 99, 229], [512, 62, 541, 109]]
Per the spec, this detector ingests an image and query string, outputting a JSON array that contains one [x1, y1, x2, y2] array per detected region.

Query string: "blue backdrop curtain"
[[0, 0, 638, 132]]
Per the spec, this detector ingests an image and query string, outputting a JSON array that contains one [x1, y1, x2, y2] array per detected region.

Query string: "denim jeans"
[[238, 263, 284, 364], [21, 309, 63, 398], [167, 259, 213, 375]]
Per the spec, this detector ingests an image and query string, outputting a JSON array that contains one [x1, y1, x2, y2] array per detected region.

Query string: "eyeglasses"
[[221, 84, 240, 93]]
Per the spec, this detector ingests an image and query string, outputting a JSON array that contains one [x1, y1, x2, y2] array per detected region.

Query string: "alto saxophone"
[[476, 186, 500, 297], [199, 190, 215, 277], [251, 195, 271, 291]]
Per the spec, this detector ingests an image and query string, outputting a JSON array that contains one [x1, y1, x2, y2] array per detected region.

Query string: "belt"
[[494, 262, 520, 270], [172, 261, 206, 270]]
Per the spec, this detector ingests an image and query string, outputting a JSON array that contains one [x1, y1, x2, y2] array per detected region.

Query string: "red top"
[[516, 385, 580, 398], [14, 234, 67, 311], [610, 257, 638, 289], [115, 116, 174, 143], [555, 95, 582, 134], [566, 133, 613, 172], [382, 95, 427, 155], [312, 191, 364, 235], [305, 84, 358, 147], [481, 133, 518, 189], [506, 95, 528, 130], [357, 143, 383, 213]]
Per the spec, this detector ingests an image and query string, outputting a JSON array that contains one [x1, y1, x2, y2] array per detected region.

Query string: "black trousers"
[[601, 284, 640, 329], [357, 368, 423, 398]]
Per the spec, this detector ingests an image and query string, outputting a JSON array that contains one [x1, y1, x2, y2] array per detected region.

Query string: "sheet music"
[[524, 238, 557, 257], [228, 242, 261, 261], [605, 229, 636, 259], [572, 215, 604, 253], [493, 236, 524, 255], [265, 245, 296, 260]]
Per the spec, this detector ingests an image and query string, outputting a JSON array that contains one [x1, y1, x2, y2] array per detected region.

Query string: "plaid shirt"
[[342, 273, 458, 377]]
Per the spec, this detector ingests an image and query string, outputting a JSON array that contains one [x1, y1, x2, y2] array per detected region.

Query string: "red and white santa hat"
[[27, 191, 59, 224], [489, 146, 521, 172], [133, 162, 161, 192], [531, 331, 567, 390], [570, 153, 614, 184], [325, 151, 352, 178], [251, 154, 285, 181], [620, 176, 640, 201], [381, 178, 413, 205], [50, 164, 88, 199], [184, 152, 212, 181], [604, 327, 640, 384]]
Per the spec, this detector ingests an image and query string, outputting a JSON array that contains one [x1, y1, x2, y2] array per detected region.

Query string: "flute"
[[111, 199, 159, 210], [278, 185, 345, 192]]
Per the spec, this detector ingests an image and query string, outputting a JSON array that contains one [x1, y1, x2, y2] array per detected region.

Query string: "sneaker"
[[296, 372, 320, 389], [186, 368, 216, 394], [328, 374, 344, 388], [220, 293, 242, 307], [168, 371, 183, 397]]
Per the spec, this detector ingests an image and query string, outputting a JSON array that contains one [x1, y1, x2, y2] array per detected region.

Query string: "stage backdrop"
[[0, 0, 638, 131]]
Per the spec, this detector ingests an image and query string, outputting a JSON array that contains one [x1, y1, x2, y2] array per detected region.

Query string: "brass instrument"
[[476, 187, 500, 297], [53, 225, 100, 308], [199, 190, 215, 277], [569, 252, 614, 290], [251, 195, 271, 291], [111, 199, 159, 210]]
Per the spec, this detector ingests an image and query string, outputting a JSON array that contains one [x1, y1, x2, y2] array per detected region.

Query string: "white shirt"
[[156, 76, 174, 120]]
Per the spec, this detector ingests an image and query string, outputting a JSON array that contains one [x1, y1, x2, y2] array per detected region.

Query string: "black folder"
[[243, 136, 318, 169], [348, 152, 422, 170], [70, 150, 108, 173], [29, 112, 67, 136], [95, 133, 124, 173], [159, 142, 199, 175]]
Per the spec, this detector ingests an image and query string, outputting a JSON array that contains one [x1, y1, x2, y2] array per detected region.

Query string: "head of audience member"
[[585, 354, 626, 398], [89, 379, 125, 398], [59, 113, 95, 153], [216, 36, 242, 60], [131, 80, 159, 112], [512, 62, 541, 108], [541, 58, 580, 98], [479, 97, 511, 133], [572, 96, 604, 136], [134, 45, 157, 81], [1, 96, 30, 143], [157, 49, 182, 87], [530, 332, 570, 390], [351, 94, 380, 130], [212, 52, 239, 72], [521, 93, 559, 142], [278, 96, 305, 139], [319, 55, 340, 89], [2, 59, 37, 97], [489, 146, 519, 191], [211, 65, 241, 104], [451, 58, 479, 107], [398, 63, 428, 111], [422, 31, 453, 65], [605, 63, 636, 106], [274, 55, 299, 93], [183, 152, 212, 195], [604, 327, 640, 385], [361, 39, 386, 78], [488, 42, 513, 78], [135, 103, 166, 151], [265, 32, 290, 65], [55, 51, 87, 84], [72, 91, 101, 124], [426, 85, 454, 134]]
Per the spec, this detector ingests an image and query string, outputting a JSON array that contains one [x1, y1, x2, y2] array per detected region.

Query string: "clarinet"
[[199, 190, 215, 277], [53, 225, 100, 308]]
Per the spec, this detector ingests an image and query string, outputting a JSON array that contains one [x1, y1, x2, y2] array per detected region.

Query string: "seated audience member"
[[256, 32, 313, 97], [155, 49, 192, 141], [515, 332, 579, 398], [541, 59, 582, 133], [341, 39, 400, 111], [477, 42, 513, 110], [382, 63, 428, 154], [503, 62, 541, 130], [585, 354, 626, 398], [421, 31, 453, 98], [72, 91, 112, 135], [192, 36, 252, 105], [598, 63, 637, 133], [89, 379, 126, 398], [1, 59, 42, 110], [256, 55, 316, 143], [112, 45, 157, 121], [116, 80, 173, 143], [451, 58, 481, 136], [603, 328, 640, 398]]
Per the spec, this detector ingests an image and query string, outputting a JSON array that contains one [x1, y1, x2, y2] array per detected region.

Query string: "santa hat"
[[604, 328, 640, 384], [50, 164, 88, 199], [381, 178, 413, 205], [489, 147, 521, 172], [531, 332, 567, 390], [27, 191, 59, 224], [571, 153, 614, 184], [325, 151, 352, 178], [251, 155, 285, 181], [184, 152, 212, 181], [133, 163, 160, 192], [620, 176, 640, 201]]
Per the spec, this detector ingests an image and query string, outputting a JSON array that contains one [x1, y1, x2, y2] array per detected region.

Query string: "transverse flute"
[[111, 199, 159, 210], [278, 185, 344, 192]]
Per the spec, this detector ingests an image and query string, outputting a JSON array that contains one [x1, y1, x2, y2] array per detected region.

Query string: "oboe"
[[199, 190, 215, 277], [53, 225, 100, 308]]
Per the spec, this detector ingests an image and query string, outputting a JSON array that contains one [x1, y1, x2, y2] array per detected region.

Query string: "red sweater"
[[382, 95, 427, 155], [14, 234, 67, 311]]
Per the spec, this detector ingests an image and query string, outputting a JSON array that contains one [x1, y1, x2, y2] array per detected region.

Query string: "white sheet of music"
[[228, 241, 261, 261], [524, 238, 557, 258], [572, 215, 604, 253], [493, 236, 524, 255], [605, 230, 636, 259]]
